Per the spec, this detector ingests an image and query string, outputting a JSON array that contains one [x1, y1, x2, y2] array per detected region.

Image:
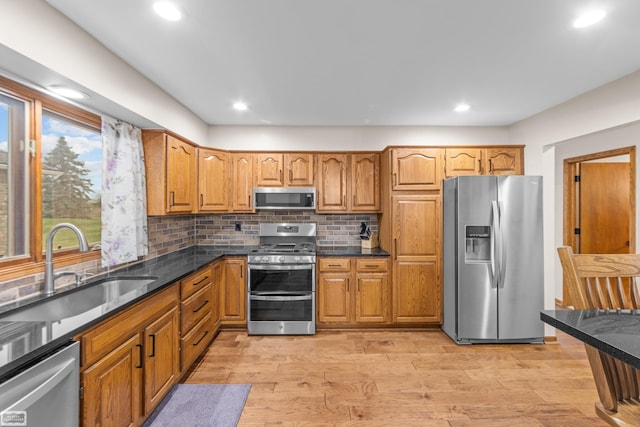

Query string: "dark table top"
[[541, 309, 640, 370]]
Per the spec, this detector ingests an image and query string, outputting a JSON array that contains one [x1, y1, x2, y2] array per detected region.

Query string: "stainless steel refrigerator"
[[442, 175, 544, 344]]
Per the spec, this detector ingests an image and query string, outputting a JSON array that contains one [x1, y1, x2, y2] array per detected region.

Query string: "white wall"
[[208, 125, 509, 151], [510, 70, 640, 336]]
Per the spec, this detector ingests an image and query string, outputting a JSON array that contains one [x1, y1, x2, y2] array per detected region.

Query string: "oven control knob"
[[279, 256, 285, 263], [294, 256, 300, 262]]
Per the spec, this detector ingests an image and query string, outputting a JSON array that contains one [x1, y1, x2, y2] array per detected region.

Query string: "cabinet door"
[[221, 258, 246, 323], [144, 307, 180, 414], [317, 273, 351, 323], [351, 153, 380, 211], [231, 153, 254, 212], [256, 153, 284, 187], [392, 195, 440, 259], [391, 148, 443, 190], [445, 148, 482, 177], [166, 135, 195, 213], [82, 334, 143, 427], [485, 147, 522, 175], [392, 195, 441, 323], [197, 148, 228, 212], [285, 153, 314, 186], [211, 260, 223, 325], [317, 153, 348, 211], [355, 274, 388, 323], [393, 261, 440, 323]]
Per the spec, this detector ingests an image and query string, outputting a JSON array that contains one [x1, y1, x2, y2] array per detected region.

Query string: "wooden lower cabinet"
[[144, 307, 180, 411], [317, 257, 390, 326], [220, 257, 247, 325], [179, 264, 216, 372], [77, 284, 180, 427], [393, 261, 440, 323], [81, 334, 142, 427]]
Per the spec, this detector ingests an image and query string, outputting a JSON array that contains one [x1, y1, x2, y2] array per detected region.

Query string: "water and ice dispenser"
[[465, 225, 491, 263]]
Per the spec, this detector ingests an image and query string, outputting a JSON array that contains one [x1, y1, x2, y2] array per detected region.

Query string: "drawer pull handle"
[[365, 264, 378, 268], [193, 330, 209, 346], [328, 264, 342, 267], [193, 300, 209, 313], [149, 334, 156, 358], [193, 276, 209, 286], [136, 344, 143, 368]]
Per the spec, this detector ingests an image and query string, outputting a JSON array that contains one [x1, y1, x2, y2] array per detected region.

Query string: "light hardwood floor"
[[184, 330, 605, 426]]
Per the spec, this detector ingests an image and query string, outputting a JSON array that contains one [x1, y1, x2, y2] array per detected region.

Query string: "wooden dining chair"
[[557, 246, 640, 426]]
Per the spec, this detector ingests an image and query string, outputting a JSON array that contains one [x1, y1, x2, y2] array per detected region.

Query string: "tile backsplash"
[[0, 212, 377, 305], [196, 211, 378, 247]]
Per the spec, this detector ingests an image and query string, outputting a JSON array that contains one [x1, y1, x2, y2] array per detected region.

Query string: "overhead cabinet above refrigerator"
[[442, 175, 544, 344]]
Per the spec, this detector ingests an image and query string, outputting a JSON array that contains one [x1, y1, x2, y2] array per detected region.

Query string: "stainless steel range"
[[247, 223, 316, 335]]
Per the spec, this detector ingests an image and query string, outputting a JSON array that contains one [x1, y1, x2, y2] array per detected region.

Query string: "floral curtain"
[[101, 116, 148, 267]]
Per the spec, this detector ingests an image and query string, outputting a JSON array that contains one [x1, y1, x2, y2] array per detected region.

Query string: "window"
[[41, 111, 101, 251], [0, 92, 29, 261], [0, 76, 101, 278]]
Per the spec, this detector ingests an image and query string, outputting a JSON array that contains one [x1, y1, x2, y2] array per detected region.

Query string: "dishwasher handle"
[[6, 357, 76, 412]]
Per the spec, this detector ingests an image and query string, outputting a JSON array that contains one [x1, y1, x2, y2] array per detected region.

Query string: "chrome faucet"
[[44, 223, 90, 295]]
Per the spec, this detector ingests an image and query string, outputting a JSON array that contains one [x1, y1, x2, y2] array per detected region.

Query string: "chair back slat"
[[557, 246, 640, 426]]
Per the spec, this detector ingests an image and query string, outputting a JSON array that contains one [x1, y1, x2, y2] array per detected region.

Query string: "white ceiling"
[[46, 0, 640, 127]]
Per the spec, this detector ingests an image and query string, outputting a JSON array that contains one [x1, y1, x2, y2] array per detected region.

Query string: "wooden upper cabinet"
[[256, 153, 283, 187], [317, 153, 348, 211], [317, 152, 380, 213], [485, 147, 522, 175], [351, 153, 380, 211], [445, 147, 523, 177], [445, 148, 483, 177], [255, 153, 314, 187], [285, 153, 314, 186], [166, 136, 196, 213], [142, 130, 196, 215], [391, 148, 444, 191], [197, 148, 229, 212], [231, 153, 254, 212]]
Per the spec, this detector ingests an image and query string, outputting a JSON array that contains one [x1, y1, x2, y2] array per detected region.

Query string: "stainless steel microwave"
[[252, 187, 316, 210]]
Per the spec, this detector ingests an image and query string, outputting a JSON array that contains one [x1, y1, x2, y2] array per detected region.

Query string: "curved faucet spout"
[[44, 223, 90, 295]]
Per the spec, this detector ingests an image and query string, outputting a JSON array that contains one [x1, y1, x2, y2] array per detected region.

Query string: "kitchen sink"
[[1, 276, 158, 322]]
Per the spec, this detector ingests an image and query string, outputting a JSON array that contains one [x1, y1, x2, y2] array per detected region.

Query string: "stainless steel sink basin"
[[1, 276, 158, 322]]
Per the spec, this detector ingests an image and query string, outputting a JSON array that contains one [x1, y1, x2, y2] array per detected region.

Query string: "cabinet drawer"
[[181, 312, 213, 371], [356, 258, 389, 272], [78, 284, 179, 368], [181, 284, 212, 333], [318, 258, 351, 272], [180, 267, 212, 300]]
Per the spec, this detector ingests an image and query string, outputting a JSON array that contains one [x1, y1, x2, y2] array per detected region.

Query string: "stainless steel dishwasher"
[[0, 341, 79, 427]]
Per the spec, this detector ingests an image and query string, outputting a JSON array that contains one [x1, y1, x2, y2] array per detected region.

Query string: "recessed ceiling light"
[[573, 10, 606, 28], [48, 85, 87, 100], [233, 101, 248, 111], [454, 103, 470, 113], [153, 1, 183, 21]]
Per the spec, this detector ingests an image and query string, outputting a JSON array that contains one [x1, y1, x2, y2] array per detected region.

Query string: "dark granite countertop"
[[0, 245, 254, 382], [316, 246, 390, 257], [541, 309, 640, 370]]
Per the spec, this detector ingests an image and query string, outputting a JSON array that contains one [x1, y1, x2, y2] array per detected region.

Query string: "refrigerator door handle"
[[490, 201, 500, 288], [497, 201, 507, 288]]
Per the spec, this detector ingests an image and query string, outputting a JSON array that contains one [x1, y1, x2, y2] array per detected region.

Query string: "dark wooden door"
[[580, 162, 630, 254]]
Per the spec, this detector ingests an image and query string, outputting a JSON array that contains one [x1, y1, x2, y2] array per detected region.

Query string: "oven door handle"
[[250, 293, 312, 302], [248, 264, 314, 271]]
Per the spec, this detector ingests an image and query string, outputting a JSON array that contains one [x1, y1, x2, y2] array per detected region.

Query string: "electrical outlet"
[[235, 222, 242, 231]]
